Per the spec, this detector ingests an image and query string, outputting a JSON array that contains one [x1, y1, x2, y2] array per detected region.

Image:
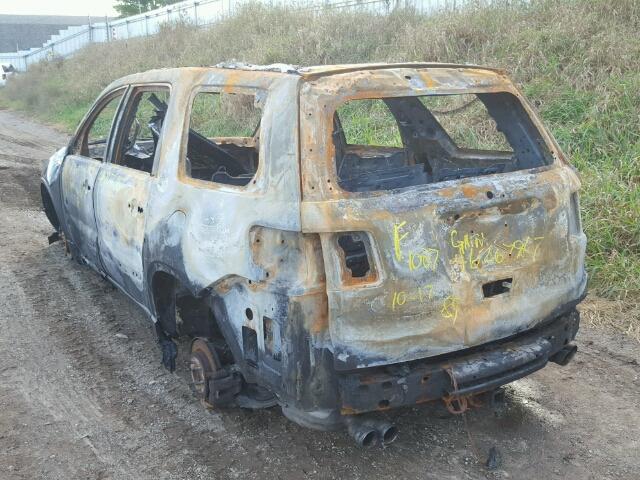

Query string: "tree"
[[114, 0, 183, 17]]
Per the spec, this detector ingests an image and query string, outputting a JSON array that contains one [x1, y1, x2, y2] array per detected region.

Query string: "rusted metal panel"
[[298, 65, 586, 369]]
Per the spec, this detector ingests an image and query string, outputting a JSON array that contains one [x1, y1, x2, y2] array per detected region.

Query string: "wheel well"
[[40, 184, 60, 230], [151, 271, 226, 342], [151, 271, 178, 336]]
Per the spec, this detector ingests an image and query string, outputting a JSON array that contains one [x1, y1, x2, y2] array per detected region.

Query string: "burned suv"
[[41, 63, 586, 446]]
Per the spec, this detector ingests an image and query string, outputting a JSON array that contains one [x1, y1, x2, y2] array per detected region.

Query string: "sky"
[[0, 0, 118, 17]]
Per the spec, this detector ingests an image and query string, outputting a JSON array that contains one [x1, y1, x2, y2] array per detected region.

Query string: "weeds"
[[1, 0, 638, 298]]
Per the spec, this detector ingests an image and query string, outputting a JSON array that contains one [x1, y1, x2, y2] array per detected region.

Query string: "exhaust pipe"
[[345, 417, 398, 447], [375, 421, 399, 445], [346, 417, 378, 448], [550, 344, 578, 366]]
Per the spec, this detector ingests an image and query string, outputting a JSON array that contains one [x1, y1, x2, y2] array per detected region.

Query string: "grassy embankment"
[[1, 0, 638, 334]]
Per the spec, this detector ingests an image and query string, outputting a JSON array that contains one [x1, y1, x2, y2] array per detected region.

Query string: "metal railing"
[[0, 0, 473, 71]]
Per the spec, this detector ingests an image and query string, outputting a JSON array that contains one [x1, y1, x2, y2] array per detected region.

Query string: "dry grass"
[[1, 0, 639, 303], [580, 297, 640, 342]]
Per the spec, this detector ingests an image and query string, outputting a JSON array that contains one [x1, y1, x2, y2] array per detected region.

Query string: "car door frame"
[[93, 83, 172, 307], [60, 85, 129, 272]]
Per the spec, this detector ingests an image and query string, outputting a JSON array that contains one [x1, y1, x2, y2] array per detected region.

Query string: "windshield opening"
[[333, 92, 553, 192]]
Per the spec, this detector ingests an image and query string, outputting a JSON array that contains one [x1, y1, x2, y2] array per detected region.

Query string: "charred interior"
[[334, 92, 553, 192], [185, 91, 261, 186]]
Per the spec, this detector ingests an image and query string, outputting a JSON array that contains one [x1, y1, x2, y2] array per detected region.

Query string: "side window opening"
[[113, 88, 170, 174], [185, 91, 262, 187], [336, 99, 402, 148], [334, 92, 553, 193], [74, 90, 124, 161], [419, 95, 512, 151]]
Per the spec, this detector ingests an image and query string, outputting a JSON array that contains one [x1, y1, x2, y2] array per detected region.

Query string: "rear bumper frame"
[[338, 304, 581, 415]]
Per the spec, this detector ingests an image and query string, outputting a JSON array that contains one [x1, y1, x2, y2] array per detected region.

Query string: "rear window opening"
[[333, 92, 553, 192]]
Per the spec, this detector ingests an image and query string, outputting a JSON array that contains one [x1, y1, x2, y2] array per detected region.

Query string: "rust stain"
[[461, 184, 481, 198]]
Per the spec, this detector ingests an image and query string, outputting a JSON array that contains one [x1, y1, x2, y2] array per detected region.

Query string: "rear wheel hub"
[[189, 338, 222, 409]]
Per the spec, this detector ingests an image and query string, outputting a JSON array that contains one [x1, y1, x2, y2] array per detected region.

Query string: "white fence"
[[0, 0, 475, 71]]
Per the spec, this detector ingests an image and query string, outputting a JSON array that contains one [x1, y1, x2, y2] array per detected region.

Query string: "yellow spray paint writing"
[[441, 295, 459, 324], [393, 221, 410, 262], [408, 248, 439, 272], [390, 285, 434, 310], [392, 221, 440, 272], [450, 230, 486, 257], [504, 236, 544, 260], [450, 232, 544, 272]]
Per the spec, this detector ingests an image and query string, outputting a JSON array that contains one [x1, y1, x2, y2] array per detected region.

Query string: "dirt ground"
[[0, 109, 638, 480]]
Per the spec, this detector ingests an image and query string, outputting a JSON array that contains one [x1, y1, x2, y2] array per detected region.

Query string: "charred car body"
[[41, 63, 586, 446]]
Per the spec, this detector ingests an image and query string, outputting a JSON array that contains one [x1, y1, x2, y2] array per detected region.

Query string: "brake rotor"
[[189, 338, 222, 409]]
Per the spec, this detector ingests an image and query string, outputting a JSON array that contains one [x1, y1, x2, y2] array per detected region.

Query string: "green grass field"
[[1, 0, 638, 300]]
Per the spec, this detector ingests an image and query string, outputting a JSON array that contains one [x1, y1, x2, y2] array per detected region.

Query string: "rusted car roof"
[[105, 62, 508, 89], [214, 61, 507, 76]]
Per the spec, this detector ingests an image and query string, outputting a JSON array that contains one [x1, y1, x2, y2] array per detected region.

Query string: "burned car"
[[41, 63, 586, 446]]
